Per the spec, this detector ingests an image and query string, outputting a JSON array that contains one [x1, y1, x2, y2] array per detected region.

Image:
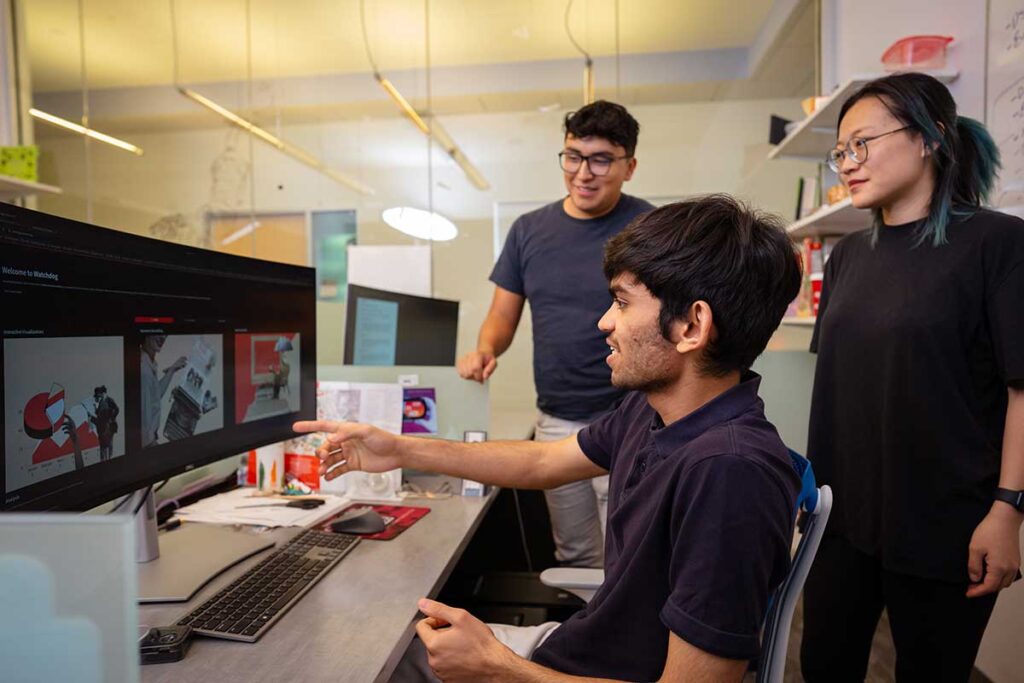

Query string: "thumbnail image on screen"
[[4, 336, 125, 492], [234, 333, 301, 424], [140, 334, 224, 449]]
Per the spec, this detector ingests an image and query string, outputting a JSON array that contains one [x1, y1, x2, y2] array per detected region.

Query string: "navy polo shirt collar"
[[650, 372, 763, 458]]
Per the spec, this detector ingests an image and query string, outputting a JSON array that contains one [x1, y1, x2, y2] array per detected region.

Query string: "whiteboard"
[[347, 245, 432, 297], [987, 0, 1024, 215]]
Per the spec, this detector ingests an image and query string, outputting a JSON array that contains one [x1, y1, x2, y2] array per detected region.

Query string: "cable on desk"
[[511, 488, 534, 573], [108, 493, 133, 513], [132, 483, 151, 516]]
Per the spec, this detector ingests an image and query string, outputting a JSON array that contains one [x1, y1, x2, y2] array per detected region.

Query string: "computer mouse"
[[330, 507, 387, 535]]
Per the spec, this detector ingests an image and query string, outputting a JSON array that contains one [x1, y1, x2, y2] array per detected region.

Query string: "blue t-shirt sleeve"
[[659, 453, 794, 660], [489, 217, 526, 295]]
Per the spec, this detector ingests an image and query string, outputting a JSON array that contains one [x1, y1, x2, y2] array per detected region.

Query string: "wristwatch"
[[995, 488, 1024, 512]]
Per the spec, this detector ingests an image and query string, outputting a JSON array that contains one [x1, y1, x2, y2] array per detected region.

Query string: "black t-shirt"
[[489, 194, 654, 421], [809, 208, 1024, 582], [531, 376, 799, 679]]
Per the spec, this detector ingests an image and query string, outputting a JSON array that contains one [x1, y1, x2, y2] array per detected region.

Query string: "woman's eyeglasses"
[[827, 126, 911, 172]]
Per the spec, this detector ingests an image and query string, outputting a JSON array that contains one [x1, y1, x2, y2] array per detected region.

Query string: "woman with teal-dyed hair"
[[802, 72, 1024, 680]]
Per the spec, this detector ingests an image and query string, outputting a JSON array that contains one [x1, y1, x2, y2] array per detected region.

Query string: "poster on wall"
[[312, 210, 357, 302], [402, 388, 438, 435]]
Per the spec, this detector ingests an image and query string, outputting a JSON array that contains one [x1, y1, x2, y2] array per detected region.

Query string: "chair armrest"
[[539, 568, 604, 603], [539, 568, 604, 589]]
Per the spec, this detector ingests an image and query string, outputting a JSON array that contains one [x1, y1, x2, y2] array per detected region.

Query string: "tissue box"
[[0, 146, 39, 182]]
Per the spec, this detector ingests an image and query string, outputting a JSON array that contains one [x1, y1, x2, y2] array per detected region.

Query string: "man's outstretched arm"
[[292, 420, 606, 491], [414, 599, 747, 683]]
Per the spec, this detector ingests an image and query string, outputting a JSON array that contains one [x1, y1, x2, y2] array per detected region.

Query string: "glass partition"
[[11, 0, 819, 498]]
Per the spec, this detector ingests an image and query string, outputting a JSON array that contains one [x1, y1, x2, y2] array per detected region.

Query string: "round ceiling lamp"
[[382, 207, 458, 241]]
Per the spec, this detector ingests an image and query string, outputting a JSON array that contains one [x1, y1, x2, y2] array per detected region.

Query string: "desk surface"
[[141, 492, 496, 683]]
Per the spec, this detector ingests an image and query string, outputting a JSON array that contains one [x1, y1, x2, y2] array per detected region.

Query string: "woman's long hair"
[[837, 72, 1001, 246]]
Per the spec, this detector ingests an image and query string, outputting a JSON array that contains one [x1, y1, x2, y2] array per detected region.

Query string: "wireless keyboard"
[[176, 528, 359, 642]]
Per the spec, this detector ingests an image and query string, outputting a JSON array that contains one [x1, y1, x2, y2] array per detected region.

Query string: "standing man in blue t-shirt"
[[457, 101, 654, 567]]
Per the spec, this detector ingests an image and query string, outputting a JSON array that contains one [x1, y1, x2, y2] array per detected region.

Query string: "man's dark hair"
[[603, 194, 801, 377], [563, 101, 640, 156], [94, 385, 107, 395]]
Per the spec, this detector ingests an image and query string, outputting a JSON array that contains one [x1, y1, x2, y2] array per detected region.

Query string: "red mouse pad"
[[319, 503, 430, 540]]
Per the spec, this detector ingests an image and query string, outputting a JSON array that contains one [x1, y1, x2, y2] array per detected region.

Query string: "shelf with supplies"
[[768, 69, 959, 161], [787, 197, 869, 238], [0, 175, 62, 201], [781, 317, 816, 327]]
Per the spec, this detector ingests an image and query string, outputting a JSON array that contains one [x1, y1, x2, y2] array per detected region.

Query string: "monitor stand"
[[131, 486, 275, 603]]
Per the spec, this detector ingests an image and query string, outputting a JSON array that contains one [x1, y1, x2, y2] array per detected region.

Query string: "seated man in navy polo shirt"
[[295, 194, 803, 682]]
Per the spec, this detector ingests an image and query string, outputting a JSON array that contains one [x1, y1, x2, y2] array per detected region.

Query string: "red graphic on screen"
[[252, 339, 278, 375], [234, 332, 299, 424], [22, 391, 100, 464]]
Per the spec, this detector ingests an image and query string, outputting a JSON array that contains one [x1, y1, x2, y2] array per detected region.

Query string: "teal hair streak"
[[869, 115, 1000, 247]]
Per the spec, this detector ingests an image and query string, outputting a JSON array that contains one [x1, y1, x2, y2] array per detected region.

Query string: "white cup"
[[254, 442, 285, 492]]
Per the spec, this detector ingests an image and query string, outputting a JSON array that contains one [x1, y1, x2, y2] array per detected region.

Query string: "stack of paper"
[[174, 488, 350, 528]]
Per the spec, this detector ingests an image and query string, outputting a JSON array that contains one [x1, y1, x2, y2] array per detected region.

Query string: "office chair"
[[539, 452, 832, 683]]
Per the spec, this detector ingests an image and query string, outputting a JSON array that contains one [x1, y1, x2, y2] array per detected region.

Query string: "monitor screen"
[[1, 204, 316, 511], [343, 284, 458, 366]]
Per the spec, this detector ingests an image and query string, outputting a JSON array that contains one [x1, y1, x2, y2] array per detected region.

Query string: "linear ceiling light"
[[178, 87, 374, 196], [372, 73, 490, 191], [30, 108, 144, 156], [430, 120, 490, 191], [376, 75, 429, 135], [565, 0, 595, 105], [221, 220, 260, 246], [360, 0, 488, 191], [583, 59, 595, 105]]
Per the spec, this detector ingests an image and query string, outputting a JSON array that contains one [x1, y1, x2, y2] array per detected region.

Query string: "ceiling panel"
[[24, 0, 776, 91]]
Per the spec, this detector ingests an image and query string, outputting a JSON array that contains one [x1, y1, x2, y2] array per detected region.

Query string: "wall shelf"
[[0, 175, 62, 201], [787, 197, 870, 237], [768, 69, 960, 161], [782, 316, 816, 327]]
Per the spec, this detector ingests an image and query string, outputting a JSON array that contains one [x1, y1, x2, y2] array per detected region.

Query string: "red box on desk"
[[246, 450, 320, 491]]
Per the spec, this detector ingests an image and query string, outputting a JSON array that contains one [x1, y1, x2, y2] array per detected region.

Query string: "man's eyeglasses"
[[827, 126, 911, 172], [558, 151, 630, 176]]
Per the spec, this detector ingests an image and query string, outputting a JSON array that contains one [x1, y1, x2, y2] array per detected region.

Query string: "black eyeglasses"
[[558, 151, 631, 176], [827, 126, 911, 172]]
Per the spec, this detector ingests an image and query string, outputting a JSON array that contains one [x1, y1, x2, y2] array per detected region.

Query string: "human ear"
[[674, 301, 713, 354], [623, 157, 637, 181]]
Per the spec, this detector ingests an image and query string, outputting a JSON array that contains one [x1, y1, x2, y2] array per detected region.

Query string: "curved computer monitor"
[[1, 203, 316, 512]]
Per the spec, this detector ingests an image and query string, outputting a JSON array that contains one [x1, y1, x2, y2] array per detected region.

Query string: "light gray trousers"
[[534, 411, 609, 568]]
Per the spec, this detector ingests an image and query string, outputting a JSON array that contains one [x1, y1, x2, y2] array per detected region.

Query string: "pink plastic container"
[[881, 35, 953, 71]]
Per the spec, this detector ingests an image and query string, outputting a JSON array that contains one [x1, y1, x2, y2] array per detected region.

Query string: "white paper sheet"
[[174, 488, 350, 528], [294, 381, 404, 499]]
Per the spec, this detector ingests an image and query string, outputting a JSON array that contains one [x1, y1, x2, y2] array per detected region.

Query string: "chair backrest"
[[755, 483, 833, 683], [788, 449, 818, 514]]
